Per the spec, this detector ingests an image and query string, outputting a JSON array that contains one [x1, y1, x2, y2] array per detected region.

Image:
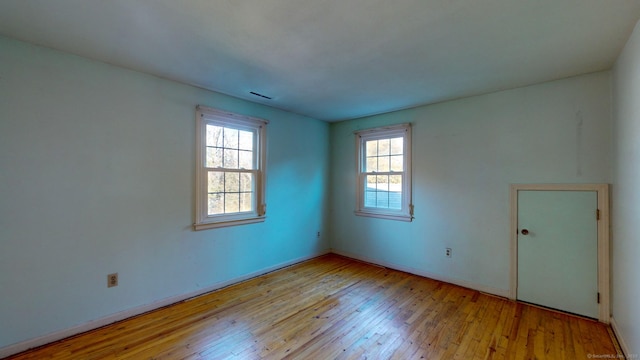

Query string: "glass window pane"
[[224, 172, 240, 192], [376, 191, 389, 208], [378, 139, 390, 156], [223, 128, 239, 149], [389, 175, 403, 209], [240, 173, 253, 192], [390, 155, 403, 172], [223, 149, 238, 169], [366, 175, 377, 190], [365, 191, 377, 207], [376, 175, 389, 208], [239, 150, 253, 169], [206, 125, 223, 147], [225, 193, 240, 213], [240, 192, 253, 212], [366, 157, 377, 172], [378, 156, 390, 172], [239, 130, 253, 151], [376, 175, 388, 191], [208, 193, 224, 215], [366, 140, 378, 157], [390, 137, 403, 155], [206, 147, 223, 168], [208, 171, 224, 193]]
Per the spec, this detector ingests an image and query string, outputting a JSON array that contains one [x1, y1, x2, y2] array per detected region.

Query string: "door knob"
[[521, 229, 529, 235]]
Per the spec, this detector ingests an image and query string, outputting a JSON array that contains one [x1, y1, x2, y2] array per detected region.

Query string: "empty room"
[[1, 0, 640, 359]]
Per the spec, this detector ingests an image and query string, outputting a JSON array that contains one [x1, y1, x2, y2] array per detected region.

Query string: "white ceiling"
[[1, 0, 639, 121]]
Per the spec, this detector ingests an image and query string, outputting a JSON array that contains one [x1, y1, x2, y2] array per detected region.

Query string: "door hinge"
[[596, 209, 600, 221], [597, 292, 600, 304]]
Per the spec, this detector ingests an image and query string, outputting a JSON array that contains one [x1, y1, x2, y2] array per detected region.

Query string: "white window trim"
[[355, 123, 413, 222], [194, 105, 268, 230]]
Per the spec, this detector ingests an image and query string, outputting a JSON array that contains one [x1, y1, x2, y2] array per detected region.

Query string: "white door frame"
[[509, 183, 610, 323]]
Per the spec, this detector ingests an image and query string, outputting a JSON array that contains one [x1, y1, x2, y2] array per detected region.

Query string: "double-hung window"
[[194, 106, 267, 230], [355, 123, 413, 221]]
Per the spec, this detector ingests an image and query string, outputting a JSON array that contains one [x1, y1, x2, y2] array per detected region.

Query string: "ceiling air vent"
[[249, 91, 272, 100]]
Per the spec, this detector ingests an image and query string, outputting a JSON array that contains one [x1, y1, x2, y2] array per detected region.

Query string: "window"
[[355, 123, 413, 221], [194, 106, 267, 230]]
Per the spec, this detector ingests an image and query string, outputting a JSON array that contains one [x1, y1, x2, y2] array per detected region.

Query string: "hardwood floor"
[[6, 254, 621, 359]]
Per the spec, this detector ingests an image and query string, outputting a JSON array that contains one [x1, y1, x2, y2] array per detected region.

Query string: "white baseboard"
[[0, 250, 330, 359], [330, 249, 510, 298], [610, 316, 631, 358]]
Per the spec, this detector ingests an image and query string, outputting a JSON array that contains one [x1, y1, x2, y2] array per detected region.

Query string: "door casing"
[[509, 183, 610, 323]]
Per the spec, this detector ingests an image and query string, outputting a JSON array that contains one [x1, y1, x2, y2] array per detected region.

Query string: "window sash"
[[206, 169, 258, 216], [362, 172, 404, 210]]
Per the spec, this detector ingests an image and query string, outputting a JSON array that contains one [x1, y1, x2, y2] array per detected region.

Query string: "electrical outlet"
[[445, 248, 452, 258], [107, 273, 118, 288]]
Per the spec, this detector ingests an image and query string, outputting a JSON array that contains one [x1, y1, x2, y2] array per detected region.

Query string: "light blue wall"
[[0, 36, 330, 349], [612, 19, 640, 356], [328, 72, 612, 295]]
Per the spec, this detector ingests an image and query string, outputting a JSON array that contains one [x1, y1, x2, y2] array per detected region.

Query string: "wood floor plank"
[[5, 254, 622, 360]]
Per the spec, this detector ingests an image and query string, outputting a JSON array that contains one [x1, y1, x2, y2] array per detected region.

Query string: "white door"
[[517, 190, 598, 318]]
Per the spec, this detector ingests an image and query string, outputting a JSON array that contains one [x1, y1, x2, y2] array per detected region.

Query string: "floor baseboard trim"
[[610, 316, 631, 358], [330, 249, 510, 298], [0, 250, 330, 359]]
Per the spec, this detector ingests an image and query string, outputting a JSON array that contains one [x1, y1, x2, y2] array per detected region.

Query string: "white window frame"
[[194, 105, 267, 230], [355, 123, 413, 222]]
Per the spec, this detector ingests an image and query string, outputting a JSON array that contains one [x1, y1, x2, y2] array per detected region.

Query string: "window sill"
[[194, 216, 266, 231], [354, 211, 413, 222]]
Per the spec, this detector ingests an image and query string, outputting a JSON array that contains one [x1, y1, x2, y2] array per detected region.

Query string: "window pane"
[[206, 147, 222, 168], [239, 130, 253, 151], [223, 128, 239, 148], [223, 149, 238, 169], [208, 193, 224, 215], [365, 190, 377, 207], [390, 137, 403, 155], [240, 192, 252, 212], [378, 139, 390, 156], [206, 125, 223, 147], [240, 172, 253, 192], [378, 156, 390, 172], [224, 172, 240, 192], [389, 175, 403, 210], [376, 175, 388, 191], [376, 175, 389, 208], [225, 193, 240, 213], [366, 157, 377, 172], [376, 190, 389, 208], [239, 150, 253, 169], [208, 171, 224, 193], [366, 175, 377, 189], [366, 140, 378, 157], [390, 155, 403, 172]]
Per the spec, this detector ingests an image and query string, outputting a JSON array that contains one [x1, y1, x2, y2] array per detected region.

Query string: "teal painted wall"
[[612, 19, 640, 356], [0, 36, 330, 349], [328, 71, 612, 295]]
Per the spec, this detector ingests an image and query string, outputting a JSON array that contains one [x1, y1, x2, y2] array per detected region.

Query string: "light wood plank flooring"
[[6, 254, 621, 359]]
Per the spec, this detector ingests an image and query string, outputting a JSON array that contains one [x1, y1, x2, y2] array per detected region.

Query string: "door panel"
[[517, 190, 598, 318]]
